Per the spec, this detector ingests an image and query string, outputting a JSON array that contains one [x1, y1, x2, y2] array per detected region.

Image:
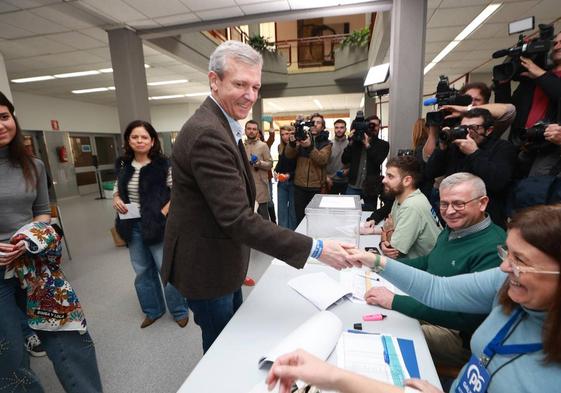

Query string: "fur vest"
[[114, 156, 170, 245]]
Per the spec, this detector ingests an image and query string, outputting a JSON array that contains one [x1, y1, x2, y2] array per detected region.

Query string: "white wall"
[[13, 92, 121, 133], [13, 91, 204, 134], [150, 102, 200, 132]]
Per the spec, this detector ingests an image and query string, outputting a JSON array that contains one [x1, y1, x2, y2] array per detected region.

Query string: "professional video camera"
[[425, 75, 472, 128], [293, 118, 314, 141], [492, 23, 554, 82], [350, 111, 371, 143], [439, 125, 469, 144]]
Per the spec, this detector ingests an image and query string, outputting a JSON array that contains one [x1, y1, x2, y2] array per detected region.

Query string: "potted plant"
[[340, 27, 370, 49], [247, 35, 276, 53]]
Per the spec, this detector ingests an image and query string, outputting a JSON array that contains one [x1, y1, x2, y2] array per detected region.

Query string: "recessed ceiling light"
[[11, 75, 56, 83], [149, 94, 185, 100], [72, 87, 110, 94], [424, 3, 502, 75], [147, 79, 188, 86], [313, 99, 323, 110], [98, 68, 113, 73], [54, 70, 100, 78]]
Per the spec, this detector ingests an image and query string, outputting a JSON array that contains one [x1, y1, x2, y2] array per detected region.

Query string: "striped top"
[[113, 159, 172, 206]]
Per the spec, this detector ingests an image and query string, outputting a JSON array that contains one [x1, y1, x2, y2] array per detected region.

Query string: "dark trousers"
[[294, 186, 320, 226], [0, 274, 103, 393], [188, 288, 243, 353]]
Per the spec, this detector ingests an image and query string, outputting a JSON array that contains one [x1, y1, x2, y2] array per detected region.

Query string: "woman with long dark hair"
[[0, 91, 103, 392], [113, 120, 189, 329], [268, 204, 561, 393]]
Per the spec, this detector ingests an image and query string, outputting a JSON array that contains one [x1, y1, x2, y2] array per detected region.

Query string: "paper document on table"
[[118, 203, 141, 219], [337, 332, 411, 386], [258, 311, 342, 368], [319, 196, 356, 208], [288, 272, 351, 310], [339, 268, 397, 304]]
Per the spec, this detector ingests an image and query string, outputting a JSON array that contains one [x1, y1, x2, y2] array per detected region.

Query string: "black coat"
[[425, 137, 517, 227], [115, 156, 170, 245], [341, 137, 389, 188]]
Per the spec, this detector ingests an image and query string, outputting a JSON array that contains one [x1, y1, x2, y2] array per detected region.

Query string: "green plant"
[[340, 27, 370, 49], [247, 35, 276, 53]]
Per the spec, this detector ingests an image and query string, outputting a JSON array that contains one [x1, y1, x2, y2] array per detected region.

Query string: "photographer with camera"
[[342, 113, 389, 211], [285, 113, 332, 224], [494, 29, 561, 144], [425, 108, 517, 228]]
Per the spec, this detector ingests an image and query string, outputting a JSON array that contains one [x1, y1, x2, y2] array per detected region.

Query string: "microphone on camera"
[[423, 97, 438, 106]]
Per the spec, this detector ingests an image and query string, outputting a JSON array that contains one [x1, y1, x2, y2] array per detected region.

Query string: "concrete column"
[[388, 0, 427, 157], [252, 98, 263, 129], [0, 53, 13, 102], [364, 93, 377, 118], [108, 28, 151, 133]]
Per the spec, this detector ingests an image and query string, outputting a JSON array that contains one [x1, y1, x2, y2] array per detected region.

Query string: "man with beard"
[[325, 119, 349, 194], [244, 120, 273, 220], [361, 155, 441, 259]]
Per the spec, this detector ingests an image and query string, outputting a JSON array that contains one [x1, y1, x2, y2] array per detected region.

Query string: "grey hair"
[[209, 40, 263, 78], [439, 172, 487, 197]]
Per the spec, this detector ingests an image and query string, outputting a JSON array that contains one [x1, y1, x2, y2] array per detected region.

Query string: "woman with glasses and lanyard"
[[267, 204, 561, 393]]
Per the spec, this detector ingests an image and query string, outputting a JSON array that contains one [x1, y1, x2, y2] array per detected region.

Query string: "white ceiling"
[[1, 0, 560, 111]]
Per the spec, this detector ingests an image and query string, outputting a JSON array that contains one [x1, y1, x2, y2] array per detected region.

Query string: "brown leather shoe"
[[176, 317, 189, 328], [140, 317, 159, 329]]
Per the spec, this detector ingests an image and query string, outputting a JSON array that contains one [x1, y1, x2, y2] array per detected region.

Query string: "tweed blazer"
[[161, 98, 312, 299]]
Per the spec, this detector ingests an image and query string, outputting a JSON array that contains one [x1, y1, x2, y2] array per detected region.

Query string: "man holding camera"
[[325, 119, 349, 195], [285, 113, 332, 224], [342, 115, 389, 211], [244, 120, 273, 220], [494, 31, 561, 144], [425, 108, 517, 227]]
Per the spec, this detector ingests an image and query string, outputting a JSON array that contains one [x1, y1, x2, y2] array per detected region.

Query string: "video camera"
[[439, 125, 469, 144], [350, 111, 372, 143], [293, 118, 314, 141], [492, 23, 554, 82], [425, 75, 472, 128]]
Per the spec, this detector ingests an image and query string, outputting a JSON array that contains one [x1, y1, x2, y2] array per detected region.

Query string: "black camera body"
[[293, 119, 314, 141], [492, 23, 554, 82], [520, 120, 550, 146], [426, 75, 472, 128], [439, 125, 469, 143], [350, 111, 372, 144]]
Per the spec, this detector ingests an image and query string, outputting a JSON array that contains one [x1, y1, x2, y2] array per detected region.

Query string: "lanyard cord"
[[486, 312, 527, 386]]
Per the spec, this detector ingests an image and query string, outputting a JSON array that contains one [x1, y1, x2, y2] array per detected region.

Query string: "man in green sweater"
[[364, 172, 505, 367]]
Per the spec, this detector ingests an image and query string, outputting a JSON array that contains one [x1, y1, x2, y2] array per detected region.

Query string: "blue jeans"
[[277, 181, 297, 230], [188, 289, 243, 353], [128, 222, 188, 320], [345, 185, 363, 196], [0, 271, 103, 393]]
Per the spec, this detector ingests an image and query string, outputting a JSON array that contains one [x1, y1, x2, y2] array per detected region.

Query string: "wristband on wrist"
[[311, 239, 324, 259], [370, 253, 384, 273]]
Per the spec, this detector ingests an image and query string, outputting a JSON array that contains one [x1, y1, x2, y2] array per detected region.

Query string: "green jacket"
[[392, 222, 505, 334]]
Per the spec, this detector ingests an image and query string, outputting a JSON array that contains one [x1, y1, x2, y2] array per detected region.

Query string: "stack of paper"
[[336, 331, 417, 387], [288, 272, 351, 310], [339, 268, 398, 304], [258, 311, 342, 368]]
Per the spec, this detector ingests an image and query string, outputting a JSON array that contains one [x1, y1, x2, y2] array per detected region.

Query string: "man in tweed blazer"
[[161, 41, 354, 352]]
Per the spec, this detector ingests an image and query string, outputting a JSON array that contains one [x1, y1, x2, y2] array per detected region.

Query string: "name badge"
[[455, 355, 491, 393]]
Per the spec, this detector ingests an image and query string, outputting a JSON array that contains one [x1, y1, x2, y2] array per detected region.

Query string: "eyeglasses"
[[497, 245, 560, 278], [439, 196, 484, 211], [465, 124, 485, 133]]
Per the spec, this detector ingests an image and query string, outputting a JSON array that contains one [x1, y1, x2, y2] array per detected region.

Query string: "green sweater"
[[391, 223, 505, 334]]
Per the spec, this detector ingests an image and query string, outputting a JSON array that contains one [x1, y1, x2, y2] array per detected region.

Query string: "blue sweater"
[[381, 263, 561, 393]]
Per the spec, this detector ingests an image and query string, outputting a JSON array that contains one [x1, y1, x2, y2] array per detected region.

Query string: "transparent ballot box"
[[305, 194, 361, 246]]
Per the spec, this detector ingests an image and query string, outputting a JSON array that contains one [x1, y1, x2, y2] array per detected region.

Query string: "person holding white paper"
[[113, 120, 189, 329]]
